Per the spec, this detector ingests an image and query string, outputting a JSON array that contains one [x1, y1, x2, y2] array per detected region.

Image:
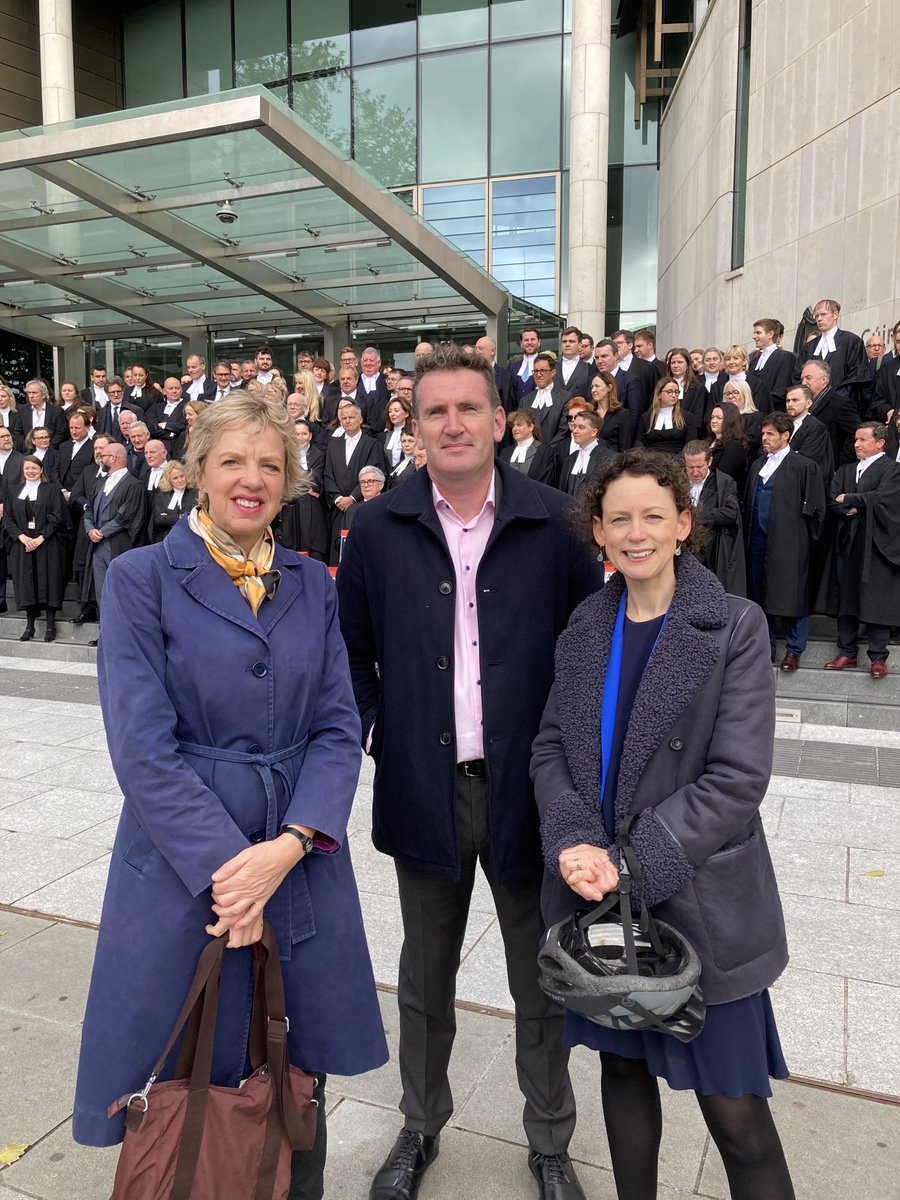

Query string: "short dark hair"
[[761, 412, 793, 436], [572, 409, 602, 433], [508, 409, 542, 439], [785, 384, 813, 405], [533, 353, 556, 372], [256, 344, 274, 356], [858, 421, 888, 442], [753, 318, 784, 339], [562, 326, 582, 340], [612, 330, 634, 346], [580, 333, 595, 347], [412, 342, 499, 417], [683, 440, 712, 460], [576, 449, 702, 554], [634, 328, 656, 347]]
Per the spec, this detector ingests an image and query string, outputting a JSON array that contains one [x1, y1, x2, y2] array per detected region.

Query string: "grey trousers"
[[394, 771, 576, 1154]]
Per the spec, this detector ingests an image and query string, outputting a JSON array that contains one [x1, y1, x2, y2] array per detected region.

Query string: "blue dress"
[[564, 613, 789, 1098]]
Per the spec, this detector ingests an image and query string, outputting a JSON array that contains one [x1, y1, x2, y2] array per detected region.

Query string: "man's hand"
[[88, 528, 104, 542], [335, 495, 355, 512]]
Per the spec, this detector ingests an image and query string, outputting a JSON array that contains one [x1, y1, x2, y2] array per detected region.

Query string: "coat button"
[[251, 662, 268, 678], [249, 829, 265, 843], [436, 656, 449, 670], [248, 743, 263, 754], [439, 730, 452, 745], [439, 580, 453, 595], [669, 736, 684, 751]]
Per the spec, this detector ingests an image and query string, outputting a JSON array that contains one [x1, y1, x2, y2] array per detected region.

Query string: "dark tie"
[[111, 406, 120, 434]]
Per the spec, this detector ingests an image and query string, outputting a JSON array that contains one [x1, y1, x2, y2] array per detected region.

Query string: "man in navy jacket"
[[338, 345, 600, 1200]]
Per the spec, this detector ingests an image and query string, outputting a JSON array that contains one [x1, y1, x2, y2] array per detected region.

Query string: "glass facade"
[[116, 0, 662, 330]]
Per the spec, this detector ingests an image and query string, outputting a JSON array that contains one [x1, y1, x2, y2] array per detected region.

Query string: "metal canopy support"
[[30, 160, 333, 329], [0, 234, 195, 337], [258, 97, 509, 319]]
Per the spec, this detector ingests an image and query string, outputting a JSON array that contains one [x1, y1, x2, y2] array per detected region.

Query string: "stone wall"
[[658, 0, 900, 350]]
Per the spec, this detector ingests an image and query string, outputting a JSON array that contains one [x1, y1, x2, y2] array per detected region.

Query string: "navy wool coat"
[[531, 553, 788, 1005], [336, 461, 601, 885], [73, 518, 387, 1147]]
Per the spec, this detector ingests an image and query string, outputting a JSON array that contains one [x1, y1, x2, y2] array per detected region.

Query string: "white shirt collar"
[[103, 466, 129, 494], [572, 439, 599, 472], [759, 445, 791, 481], [510, 436, 534, 463], [531, 386, 554, 409], [619, 352, 634, 371], [815, 329, 838, 357], [755, 344, 778, 368], [432, 472, 496, 524], [857, 451, 885, 480]]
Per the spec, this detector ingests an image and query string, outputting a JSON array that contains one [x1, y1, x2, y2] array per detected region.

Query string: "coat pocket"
[[693, 833, 783, 972], [121, 825, 157, 876]]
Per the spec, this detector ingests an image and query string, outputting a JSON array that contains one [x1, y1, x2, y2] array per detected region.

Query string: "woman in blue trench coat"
[[73, 392, 388, 1198]]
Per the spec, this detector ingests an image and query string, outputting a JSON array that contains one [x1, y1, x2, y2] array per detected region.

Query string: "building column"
[[323, 321, 351, 366], [567, 0, 611, 337], [39, 0, 76, 124]]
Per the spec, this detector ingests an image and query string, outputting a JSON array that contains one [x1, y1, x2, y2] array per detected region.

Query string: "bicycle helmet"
[[538, 853, 705, 1043]]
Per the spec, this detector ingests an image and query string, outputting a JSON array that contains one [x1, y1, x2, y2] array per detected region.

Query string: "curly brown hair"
[[574, 448, 704, 555]]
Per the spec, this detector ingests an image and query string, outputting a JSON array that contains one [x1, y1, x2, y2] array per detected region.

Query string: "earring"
[[674, 541, 682, 557]]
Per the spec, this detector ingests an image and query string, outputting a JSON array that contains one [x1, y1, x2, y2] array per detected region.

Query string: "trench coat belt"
[[177, 737, 314, 959]]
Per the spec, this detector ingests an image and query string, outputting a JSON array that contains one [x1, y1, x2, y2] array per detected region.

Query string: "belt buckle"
[[460, 759, 484, 778]]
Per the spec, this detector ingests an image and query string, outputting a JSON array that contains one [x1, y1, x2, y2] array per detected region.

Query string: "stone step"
[[773, 640, 900, 668], [0, 637, 97, 665], [0, 614, 99, 651]]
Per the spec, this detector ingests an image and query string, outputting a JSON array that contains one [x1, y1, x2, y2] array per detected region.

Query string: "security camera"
[[215, 200, 238, 225]]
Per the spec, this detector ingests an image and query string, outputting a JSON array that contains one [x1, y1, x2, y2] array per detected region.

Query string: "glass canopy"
[[0, 87, 558, 353]]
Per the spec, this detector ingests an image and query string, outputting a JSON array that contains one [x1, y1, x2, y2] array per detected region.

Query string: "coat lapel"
[[554, 556, 728, 819]]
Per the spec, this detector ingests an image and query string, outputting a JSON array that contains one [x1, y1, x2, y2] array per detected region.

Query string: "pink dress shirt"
[[432, 475, 496, 763]]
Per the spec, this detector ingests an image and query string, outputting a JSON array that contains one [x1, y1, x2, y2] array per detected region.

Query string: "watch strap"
[[279, 825, 314, 854]]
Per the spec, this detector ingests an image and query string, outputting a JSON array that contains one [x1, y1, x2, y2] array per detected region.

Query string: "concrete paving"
[[2, 667, 900, 1197]]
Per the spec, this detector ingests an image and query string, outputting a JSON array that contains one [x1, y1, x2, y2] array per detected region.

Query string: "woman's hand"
[[558, 843, 619, 902], [206, 837, 305, 943]]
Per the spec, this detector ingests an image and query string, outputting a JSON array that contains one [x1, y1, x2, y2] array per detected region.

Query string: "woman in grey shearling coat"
[[531, 450, 795, 1200]]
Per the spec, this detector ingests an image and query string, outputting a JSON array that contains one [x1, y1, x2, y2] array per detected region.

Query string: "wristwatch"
[[279, 826, 314, 855]]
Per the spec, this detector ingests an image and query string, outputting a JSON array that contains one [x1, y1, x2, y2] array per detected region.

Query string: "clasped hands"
[[206, 831, 309, 948], [19, 534, 44, 553], [559, 843, 620, 902]]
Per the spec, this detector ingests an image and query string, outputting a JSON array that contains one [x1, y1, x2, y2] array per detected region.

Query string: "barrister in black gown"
[[794, 302, 868, 405], [719, 380, 765, 457], [814, 429, 900, 669], [870, 353, 900, 421], [749, 340, 796, 411], [324, 402, 384, 565], [2, 458, 69, 641], [666, 349, 708, 425], [499, 410, 558, 487], [386, 430, 418, 489], [278, 421, 328, 561], [707, 403, 750, 496], [147, 462, 198, 544], [591, 373, 631, 453], [635, 379, 698, 456], [784, 387, 834, 483], [683, 442, 746, 596]]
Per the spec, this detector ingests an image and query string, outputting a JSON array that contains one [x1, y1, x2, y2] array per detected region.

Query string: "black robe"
[[745, 452, 826, 618], [795, 328, 869, 404], [2, 482, 68, 609], [694, 470, 746, 597], [789, 414, 834, 484], [81, 472, 148, 604], [870, 358, 900, 421], [147, 487, 198, 544], [814, 456, 900, 625], [748, 347, 797, 409]]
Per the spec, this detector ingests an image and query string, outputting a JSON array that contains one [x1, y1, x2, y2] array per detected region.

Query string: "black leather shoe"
[[19, 628, 34, 642], [44, 626, 56, 643], [73, 608, 97, 625], [369, 1130, 439, 1200], [528, 1152, 586, 1200], [87, 638, 99, 647]]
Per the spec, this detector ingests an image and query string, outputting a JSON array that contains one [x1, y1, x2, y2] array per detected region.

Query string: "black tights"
[[598, 1052, 795, 1200]]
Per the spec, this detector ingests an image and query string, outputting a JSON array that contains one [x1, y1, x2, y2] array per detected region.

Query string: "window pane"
[[124, 0, 183, 107], [352, 61, 416, 186], [419, 0, 488, 51], [490, 40, 561, 175], [420, 50, 487, 183], [491, 0, 562, 40], [292, 73, 352, 158], [291, 0, 349, 73], [186, 0, 233, 96], [490, 176, 557, 310], [351, 0, 415, 64], [423, 183, 486, 267], [234, 0, 289, 85], [605, 165, 658, 316], [608, 32, 658, 165]]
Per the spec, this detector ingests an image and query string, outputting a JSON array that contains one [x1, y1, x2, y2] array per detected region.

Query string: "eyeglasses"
[[359, 478, 382, 486], [533, 367, 553, 375]]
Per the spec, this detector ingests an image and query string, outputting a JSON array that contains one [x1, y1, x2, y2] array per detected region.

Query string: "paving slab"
[[0, 833, 106, 907], [768, 838, 847, 901], [846, 979, 900, 1096], [21, 752, 122, 795], [0, 788, 122, 839], [0, 1010, 81, 1147], [769, 967, 846, 1085], [698, 1078, 900, 1200], [848, 845, 900, 909], [0, 1119, 118, 1200], [0, 920, 97, 1027], [0, 910, 54, 954], [781, 893, 900, 988]]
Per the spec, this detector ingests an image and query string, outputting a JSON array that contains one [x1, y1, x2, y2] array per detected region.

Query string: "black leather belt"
[[457, 759, 486, 778]]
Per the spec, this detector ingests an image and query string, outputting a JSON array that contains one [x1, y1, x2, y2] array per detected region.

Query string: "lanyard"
[[599, 591, 669, 806]]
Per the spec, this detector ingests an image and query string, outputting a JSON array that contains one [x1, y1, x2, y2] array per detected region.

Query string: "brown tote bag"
[[107, 921, 317, 1200]]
